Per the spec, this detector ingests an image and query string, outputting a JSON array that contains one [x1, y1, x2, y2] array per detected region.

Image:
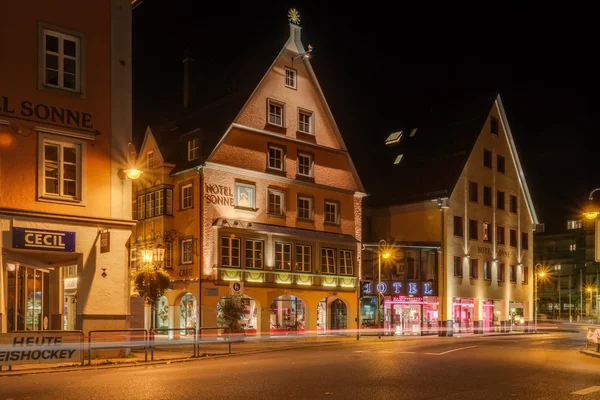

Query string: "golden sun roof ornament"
[[288, 8, 300, 25]]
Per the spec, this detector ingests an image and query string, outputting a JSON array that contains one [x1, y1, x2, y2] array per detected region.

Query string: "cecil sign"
[[0, 332, 83, 366], [13, 227, 76, 252]]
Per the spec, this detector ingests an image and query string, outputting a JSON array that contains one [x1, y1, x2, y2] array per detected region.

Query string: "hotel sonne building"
[[0, 1, 134, 333], [131, 21, 365, 335], [365, 94, 540, 336]]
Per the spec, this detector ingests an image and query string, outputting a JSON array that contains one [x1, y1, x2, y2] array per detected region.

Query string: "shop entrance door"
[[6, 264, 50, 331], [330, 299, 347, 333]]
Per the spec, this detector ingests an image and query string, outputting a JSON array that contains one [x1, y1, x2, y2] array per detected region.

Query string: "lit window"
[[297, 152, 313, 177], [137, 194, 145, 219], [268, 145, 284, 171], [43, 29, 81, 92], [268, 189, 285, 216], [235, 183, 255, 209], [296, 245, 311, 272], [321, 248, 336, 274], [181, 238, 193, 264], [275, 242, 292, 271], [188, 138, 199, 161], [268, 99, 284, 127], [245, 239, 264, 269], [146, 192, 154, 218], [339, 250, 353, 275], [298, 110, 313, 135], [324, 201, 339, 224], [221, 237, 240, 267], [285, 68, 297, 89], [567, 220, 582, 230], [164, 243, 172, 269], [483, 222, 490, 242], [297, 196, 313, 220], [155, 189, 164, 216], [385, 131, 402, 145], [181, 184, 193, 209], [41, 138, 82, 201], [147, 151, 154, 170], [394, 154, 404, 165]]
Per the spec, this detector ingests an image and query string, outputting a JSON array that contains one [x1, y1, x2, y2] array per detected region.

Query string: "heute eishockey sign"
[[0, 332, 82, 366]]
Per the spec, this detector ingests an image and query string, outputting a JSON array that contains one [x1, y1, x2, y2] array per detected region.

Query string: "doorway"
[[6, 264, 50, 331]]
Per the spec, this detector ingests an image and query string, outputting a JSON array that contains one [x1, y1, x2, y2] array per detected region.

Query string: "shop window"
[[181, 238, 193, 265], [267, 98, 285, 127], [453, 216, 464, 237], [221, 237, 240, 267], [245, 239, 264, 269], [188, 137, 199, 161], [235, 182, 256, 210], [295, 245, 311, 272], [483, 149, 492, 168], [275, 242, 292, 271], [510, 194, 517, 214], [41, 28, 82, 93], [483, 186, 492, 207], [498, 262, 505, 282], [454, 256, 463, 277], [469, 219, 478, 241], [483, 222, 491, 242], [181, 183, 193, 209], [268, 145, 285, 171], [324, 201, 339, 225], [522, 232, 529, 250], [321, 248, 336, 274], [268, 189, 285, 216], [510, 265, 517, 282], [497, 155, 506, 174], [297, 196, 313, 221], [470, 259, 478, 279], [297, 152, 313, 177], [497, 226, 505, 245], [469, 181, 478, 203], [497, 190, 505, 211], [510, 229, 517, 248], [339, 250, 353, 275], [285, 67, 297, 89], [298, 109, 313, 135], [484, 261, 491, 280], [40, 137, 83, 202]]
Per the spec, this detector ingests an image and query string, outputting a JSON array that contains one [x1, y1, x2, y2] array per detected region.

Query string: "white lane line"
[[572, 386, 600, 395], [425, 345, 477, 356]]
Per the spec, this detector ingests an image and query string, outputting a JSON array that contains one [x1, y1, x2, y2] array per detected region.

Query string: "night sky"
[[132, 1, 599, 233]]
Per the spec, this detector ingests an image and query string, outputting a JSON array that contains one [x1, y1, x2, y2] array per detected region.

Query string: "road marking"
[[425, 345, 477, 356], [397, 351, 416, 354], [353, 350, 367, 353], [572, 386, 600, 395]]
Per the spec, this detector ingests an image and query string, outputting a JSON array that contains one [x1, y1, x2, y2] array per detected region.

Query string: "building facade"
[[0, 1, 134, 333], [131, 22, 365, 336], [366, 95, 539, 336]]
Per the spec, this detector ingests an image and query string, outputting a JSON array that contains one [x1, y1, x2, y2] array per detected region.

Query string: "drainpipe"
[[197, 165, 204, 334]]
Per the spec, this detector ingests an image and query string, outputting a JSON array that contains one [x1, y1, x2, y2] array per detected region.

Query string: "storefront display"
[[377, 296, 438, 336], [270, 295, 304, 335], [453, 298, 474, 333]]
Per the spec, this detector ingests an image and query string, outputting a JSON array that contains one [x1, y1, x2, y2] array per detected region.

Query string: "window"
[[484, 261, 491, 280], [483, 222, 491, 242], [181, 184, 193, 209], [497, 155, 505, 174], [146, 192, 154, 218], [166, 189, 173, 215], [188, 138, 199, 161], [147, 151, 154, 170], [245, 239, 264, 269], [155, 189, 164, 216], [221, 237, 240, 267], [498, 262, 505, 282], [567, 220, 582, 230], [469, 219, 478, 241], [469, 181, 478, 203], [235, 183, 255, 209], [490, 116, 499, 135], [340, 250, 353, 275], [164, 243, 172, 269], [385, 131, 402, 145], [297, 152, 313, 177], [454, 256, 463, 277], [137, 195, 145, 219], [522, 232, 529, 250], [509, 229, 517, 248], [324, 201, 339, 225], [285, 67, 297, 89], [483, 149, 492, 168], [321, 248, 336, 274], [268, 189, 285, 216], [453, 216, 464, 237], [497, 190, 505, 211], [510, 194, 517, 213], [496, 225, 505, 245], [181, 238, 193, 265], [296, 245, 311, 272], [268, 99, 284, 127], [297, 196, 313, 220], [41, 139, 82, 201], [483, 186, 492, 207], [268, 145, 284, 171], [510, 265, 516, 283], [393, 154, 404, 165], [275, 242, 292, 271], [42, 29, 81, 92], [298, 110, 313, 135], [522, 266, 529, 284], [470, 259, 478, 279]]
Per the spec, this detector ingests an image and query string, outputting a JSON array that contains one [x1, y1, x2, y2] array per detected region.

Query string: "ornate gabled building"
[[364, 94, 540, 336], [131, 19, 365, 335]]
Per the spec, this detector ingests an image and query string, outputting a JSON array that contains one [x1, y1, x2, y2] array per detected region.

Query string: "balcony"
[[215, 267, 357, 290]]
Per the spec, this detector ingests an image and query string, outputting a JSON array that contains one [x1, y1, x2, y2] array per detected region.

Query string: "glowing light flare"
[[584, 211, 599, 220], [124, 168, 143, 180]]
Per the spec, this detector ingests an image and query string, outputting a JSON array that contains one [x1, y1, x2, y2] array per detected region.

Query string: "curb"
[[580, 350, 600, 359], [0, 341, 345, 377]]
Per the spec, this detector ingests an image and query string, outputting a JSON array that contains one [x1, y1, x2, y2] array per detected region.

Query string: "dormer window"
[[285, 67, 297, 89], [385, 131, 402, 145], [268, 99, 285, 127], [188, 138, 199, 161]]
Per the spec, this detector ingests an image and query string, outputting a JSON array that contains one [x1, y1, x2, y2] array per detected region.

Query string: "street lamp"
[[584, 188, 600, 220], [534, 263, 545, 332], [376, 239, 391, 338]]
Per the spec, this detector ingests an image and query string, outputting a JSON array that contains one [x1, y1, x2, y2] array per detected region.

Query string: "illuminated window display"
[[453, 298, 474, 333], [180, 293, 197, 333], [270, 295, 304, 335]]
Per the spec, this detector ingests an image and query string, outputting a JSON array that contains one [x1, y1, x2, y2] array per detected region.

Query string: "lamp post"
[[534, 263, 544, 333], [376, 239, 390, 339]]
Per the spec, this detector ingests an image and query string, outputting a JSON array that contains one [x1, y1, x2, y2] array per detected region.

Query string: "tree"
[[133, 264, 171, 330], [217, 295, 245, 334]]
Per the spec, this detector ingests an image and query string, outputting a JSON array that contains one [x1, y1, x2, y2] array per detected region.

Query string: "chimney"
[[183, 49, 194, 108]]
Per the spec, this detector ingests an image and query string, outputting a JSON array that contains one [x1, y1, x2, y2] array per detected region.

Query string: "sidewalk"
[[0, 330, 559, 377]]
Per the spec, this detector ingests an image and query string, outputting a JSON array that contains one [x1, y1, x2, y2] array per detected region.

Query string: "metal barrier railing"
[[87, 329, 148, 365], [196, 327, 232, 355], [150, 328, 197, 360]]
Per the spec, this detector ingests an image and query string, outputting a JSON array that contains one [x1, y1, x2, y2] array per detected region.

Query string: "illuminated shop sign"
[[361, 281, 436, 296], [12, 227, 76, 252]]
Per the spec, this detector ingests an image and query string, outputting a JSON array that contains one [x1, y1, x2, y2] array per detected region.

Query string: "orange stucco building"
[[131, 23, 365, 336], [0, 0, 134, 333]]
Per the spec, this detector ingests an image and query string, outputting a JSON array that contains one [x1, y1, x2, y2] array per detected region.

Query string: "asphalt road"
[[1, 332, 599, 400]]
